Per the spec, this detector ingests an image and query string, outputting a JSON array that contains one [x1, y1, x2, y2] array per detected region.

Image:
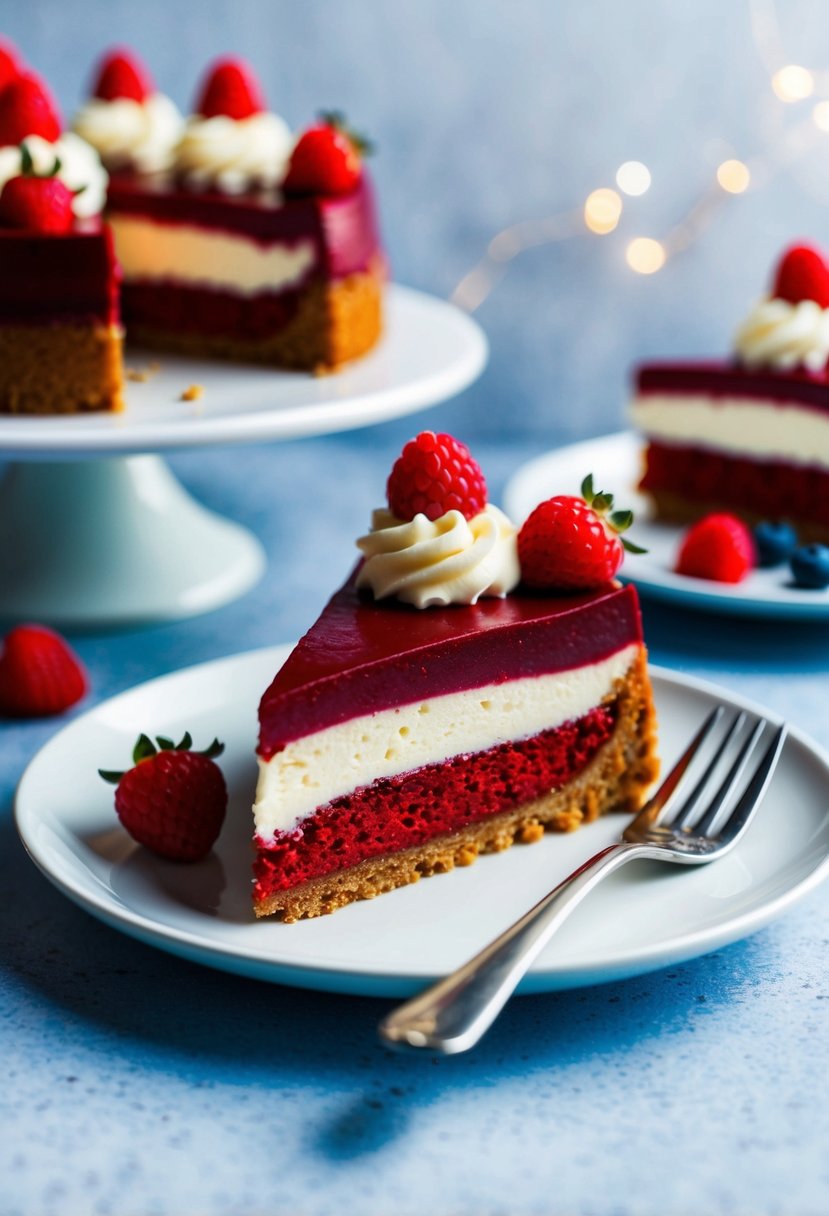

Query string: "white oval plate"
[[0, 286, 487, 459], [504, 432, 829, 620], [14, 646, 829, 997]]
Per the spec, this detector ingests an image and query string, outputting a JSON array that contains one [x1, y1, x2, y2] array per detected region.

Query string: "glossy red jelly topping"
[[253, 704, 616, 900], [641, 442, 829, 526], [0, 221, 120, 325], [635, 361, 829, 413], [257, 575, 643, 759]]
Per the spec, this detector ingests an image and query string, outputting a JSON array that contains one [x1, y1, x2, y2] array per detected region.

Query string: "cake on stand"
[[0, 286, 487, 629]]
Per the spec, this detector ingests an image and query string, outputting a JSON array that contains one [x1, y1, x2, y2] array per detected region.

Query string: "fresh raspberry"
[[772, 244, 829, 309], [675, 513, 756, 583], [386, 431, 487, 522], [0, 38, 22, 92], [100, 733, 227, 863], [517, 474, 645, 591], [282, 113, 370, 196], [0, 72, 62, 145], [0, 171, 74, 233], [194, 57, 265, 120], [0, 624, 87, 718], [91, 47, 153, 103]]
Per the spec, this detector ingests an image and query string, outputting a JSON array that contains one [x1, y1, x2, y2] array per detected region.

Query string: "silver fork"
[[378, 706, 787, 1055]]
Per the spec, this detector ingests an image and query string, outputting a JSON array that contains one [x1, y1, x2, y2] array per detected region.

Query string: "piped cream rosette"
[[356, 505, 521, 608], [733, 296, 829, 372]]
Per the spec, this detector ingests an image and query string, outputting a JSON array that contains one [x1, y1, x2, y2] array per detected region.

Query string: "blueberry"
[[754, 520, 798, 567], [790, 544, 829, 589]]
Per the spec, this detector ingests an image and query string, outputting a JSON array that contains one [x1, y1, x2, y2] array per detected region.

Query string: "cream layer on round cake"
[[631, 394, 829, 469], [109, 215, 317, 294], [253, 642, 640, 843]]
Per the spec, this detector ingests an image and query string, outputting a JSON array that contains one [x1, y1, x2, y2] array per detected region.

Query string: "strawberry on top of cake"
[[632, 243, 829, 542], [72, 46, 183, 175], [252, 432, 657, 922]]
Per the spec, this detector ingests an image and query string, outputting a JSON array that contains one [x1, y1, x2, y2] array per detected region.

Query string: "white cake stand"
[[0, 285, 487, 629]]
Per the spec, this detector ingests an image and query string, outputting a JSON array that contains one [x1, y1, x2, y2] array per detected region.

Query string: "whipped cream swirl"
[[0, 133, 108, 218], [356, 506, 521, 609], [734, 296, 829, 372], [72, 93, 183, 173], [175, 111, 293, 194]]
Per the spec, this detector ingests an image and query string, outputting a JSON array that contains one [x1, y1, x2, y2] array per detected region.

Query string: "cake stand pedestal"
[[0, 286, 487, 629]]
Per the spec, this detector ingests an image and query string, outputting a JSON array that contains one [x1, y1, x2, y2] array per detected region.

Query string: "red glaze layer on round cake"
[[253, 703, 615, 900], [636, 360, 829, 414], [0, 222, 121, 325], [124, 280, 303, 338]]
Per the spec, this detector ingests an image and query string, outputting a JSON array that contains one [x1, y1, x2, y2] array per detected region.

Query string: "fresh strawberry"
[[518, 475, 645, 591], [282, 112, 371, 196], [195, 57, 264, 120], [91, 47, 153, 103], [386, 430, 487, 522], [100, 733, 227, 863], [675, 513, 755, 583], [0, 37, 22, 92], [0, 72, 62, 145], [772, 244, 829, 309], [0, 144, 74, 233], [0, 624, 87, 718]]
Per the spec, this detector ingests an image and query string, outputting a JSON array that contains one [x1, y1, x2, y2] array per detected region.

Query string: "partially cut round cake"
[[252, 434, 658, 921]]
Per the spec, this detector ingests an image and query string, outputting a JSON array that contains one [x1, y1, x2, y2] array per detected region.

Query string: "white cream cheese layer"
[[253, 643, 639, 842], [109, 215, 316, 295], [631, 394, 829, 470]]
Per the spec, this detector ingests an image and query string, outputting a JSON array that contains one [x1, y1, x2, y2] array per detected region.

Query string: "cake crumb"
[[180, 383, 205, 402], [126, 361, 161, 383]]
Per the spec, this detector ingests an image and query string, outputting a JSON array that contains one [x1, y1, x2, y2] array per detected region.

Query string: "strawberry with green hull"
[[251, 433, 658, 922], [100, 733, 228, 862]]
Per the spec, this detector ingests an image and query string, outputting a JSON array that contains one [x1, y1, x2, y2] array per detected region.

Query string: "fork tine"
[[668, 710, 747, 830], [692, 717, 767, 837], [715, 723, 788, 847]]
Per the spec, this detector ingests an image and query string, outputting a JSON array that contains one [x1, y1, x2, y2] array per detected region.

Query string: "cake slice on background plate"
[[0, 62, 123, 414], [81, 51, 385, 371], [252, 432, 658, 921], [632, 243, 829, 542]]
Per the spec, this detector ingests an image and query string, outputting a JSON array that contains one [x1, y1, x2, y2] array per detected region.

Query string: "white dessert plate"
[[504, 432, 829, 620], [0, 285, 487, 459], [14, 645, 829, 998]]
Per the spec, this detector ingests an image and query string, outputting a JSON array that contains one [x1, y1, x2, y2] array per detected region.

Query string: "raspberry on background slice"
[[0, 71, 62, 145], [675, 513, 756, 584], [194, 57, 265, 120], [772, 244, 829, 309], [282, 112, 372, 197], [91, 47, 154, 103], [0, 624, 87, 717], [517, 474, 645, 591], [386, 430, 488, 522], [100, 733, 228, 863]]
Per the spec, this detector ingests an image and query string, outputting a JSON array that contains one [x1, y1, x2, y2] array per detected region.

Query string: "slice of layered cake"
[[632, 244, 829, 542], [76, 52, 384, 371], [253, 434, 658, 921], [0, 68, 122, 414]]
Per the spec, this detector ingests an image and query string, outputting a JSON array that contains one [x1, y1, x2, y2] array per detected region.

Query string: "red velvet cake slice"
[[252, 434, 657, 921], [85, 56, 384, 371], [0, 67, 122, 414], [632, 244, 829, 541]]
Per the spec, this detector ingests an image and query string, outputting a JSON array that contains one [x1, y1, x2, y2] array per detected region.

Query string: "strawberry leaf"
[[592, 492, 614, 513], [98, 768, 124, 785], [201, 738, 225, 759], [133, 733, 157, 764], [610, 509, 634, 533], [621, 537, 648, 555], [155, 735, 176, 751], [176, 731, 193, 751], [580, 473, 594, 504]]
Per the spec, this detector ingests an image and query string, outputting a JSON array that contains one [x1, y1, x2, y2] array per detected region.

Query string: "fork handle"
[[378, 841, 641, 1054]]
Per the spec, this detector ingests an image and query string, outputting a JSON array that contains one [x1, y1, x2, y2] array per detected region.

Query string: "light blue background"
[[7, 0, 829, 440]]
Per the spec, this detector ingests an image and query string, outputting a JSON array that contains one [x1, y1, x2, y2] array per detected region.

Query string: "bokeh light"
[[626, 238, 666, 274], [615, 161, 651, 196], [772, 64, 814, 102], [716, 159, 751, 193], [813, 100, 829, 131], [584, 187, 623, 234]]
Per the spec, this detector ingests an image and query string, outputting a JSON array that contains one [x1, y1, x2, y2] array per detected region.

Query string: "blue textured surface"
[[2, 433, 829, 1216]]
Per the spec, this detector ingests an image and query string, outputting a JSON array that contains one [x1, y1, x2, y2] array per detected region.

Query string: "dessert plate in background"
[[504, 432, 829, 620], [14, 645, 829, 998]]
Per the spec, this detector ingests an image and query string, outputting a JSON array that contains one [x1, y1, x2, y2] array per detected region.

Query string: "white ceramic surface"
[[0, 286, 488, 460], [15, 645, 829, 997], [504, 432, 829, 619]]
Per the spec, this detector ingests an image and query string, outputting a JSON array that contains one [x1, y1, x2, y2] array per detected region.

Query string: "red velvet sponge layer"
[[641, 442, 829, 527], [253, 704, 616, 902], [123, 281, 304, 340]]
